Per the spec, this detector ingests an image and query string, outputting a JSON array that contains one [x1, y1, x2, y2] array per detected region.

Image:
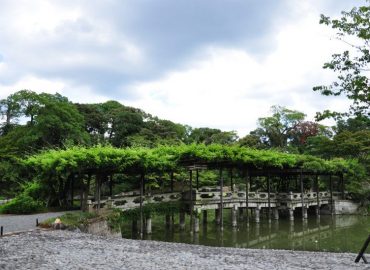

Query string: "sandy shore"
[[0, 230, 366, 270]]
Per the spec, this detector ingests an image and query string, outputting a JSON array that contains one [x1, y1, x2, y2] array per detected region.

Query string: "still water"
[[120, 211, 370, 253]]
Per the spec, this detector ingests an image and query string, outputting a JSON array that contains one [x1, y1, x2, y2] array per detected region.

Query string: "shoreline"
[[0, 229, 365, 270]]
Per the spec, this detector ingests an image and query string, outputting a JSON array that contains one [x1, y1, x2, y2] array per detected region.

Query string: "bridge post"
[[231, 205, 238, 227], [238, 207, 244, 218], [87, 200, 93, 213], [255, 207, 260, 223], [203, 210, 208, 224], [215, 208, 221, 225], [288, 208, 294, 221], [300, 169, 305, 220], [140, 173, 144, 238], [189, 170, 193, 233], [196, 169, 199, 190], [303, 206, 308, 219], [341, 173, 345, 199], [267, 174, 271, 222], [179, 211, 186, 230], [165, 214, 171, 229], [194, 211, 200, 233], [330, 175, 334, 215], [146, 216, 152, 234], [273, 208, 279, 220], [315, 175, 320, 218], [219, 168, 224, 231], [245, 169, 250, 224]]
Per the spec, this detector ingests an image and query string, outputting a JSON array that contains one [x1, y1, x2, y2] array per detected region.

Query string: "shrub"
[[0, 193, 46, 214]]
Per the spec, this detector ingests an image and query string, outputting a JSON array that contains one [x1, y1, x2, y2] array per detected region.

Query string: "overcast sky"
[[0, 0, 362, 136]]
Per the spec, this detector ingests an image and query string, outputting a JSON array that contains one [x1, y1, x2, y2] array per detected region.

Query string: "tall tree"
[[314, 3, 370, 118], [252, 105, 306, 148]]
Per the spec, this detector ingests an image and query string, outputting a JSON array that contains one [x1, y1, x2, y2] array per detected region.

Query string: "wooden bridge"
[[88, 186, 345, 234]]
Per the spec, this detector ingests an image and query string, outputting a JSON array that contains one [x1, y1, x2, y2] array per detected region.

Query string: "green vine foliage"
[[25, 144, 362, 177]]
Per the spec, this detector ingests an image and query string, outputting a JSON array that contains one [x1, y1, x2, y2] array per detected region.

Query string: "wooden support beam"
[[140, 173, 144, 239], [109, 174, 113, 197], [70, 174, 74, 209], [97, 174, 101, 213], [300, 169, 305, 219], [220, 168, 224, 231], [316, 175, 320, 215], [170, 172, 174, 192], [189, 170, 193, 232], [230, 169, 233, 192], [267, 174, 271, 221], [330, 175, 334, 215], [245, 169, 250, 222], [341, 173, 345, 199], [196, 169, 199, 190]]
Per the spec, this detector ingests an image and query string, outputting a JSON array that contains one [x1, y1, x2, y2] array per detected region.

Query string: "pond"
[[119, 211, 370, 253]]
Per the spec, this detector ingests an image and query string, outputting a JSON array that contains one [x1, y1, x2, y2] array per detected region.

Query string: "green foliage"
[[315, 3, 370, 118], [186, 127, 238, 145], [25, 144, 358, 178], [0, 181, 49, 214], [0, 193, 45, 214]]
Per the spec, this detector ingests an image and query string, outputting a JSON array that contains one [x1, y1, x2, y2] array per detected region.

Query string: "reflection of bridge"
[[89, 186, 346, 234]]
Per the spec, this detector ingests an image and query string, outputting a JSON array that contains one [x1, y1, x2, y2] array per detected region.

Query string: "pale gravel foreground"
[[0, 230, 368, 270]]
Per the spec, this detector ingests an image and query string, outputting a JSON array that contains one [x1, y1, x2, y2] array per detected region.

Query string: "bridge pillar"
[[231, 205, 238, 227], [203, 210, 208, 224], [288, 208, 294, 221], [315, 205, 320, 217], [179, 211, 186, 230], [238, 207, 244, 218], [194, 214, 200, 233], [215, 209, 221, 225], [255, 207, 260, 223], [273, 208, 279, 220], [303, 206, 308, 219], [165, 214, 172, 229], [146, 217, 152, 234]]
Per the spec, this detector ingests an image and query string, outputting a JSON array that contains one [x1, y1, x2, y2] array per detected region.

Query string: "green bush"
[[0, 193, 46, 214]]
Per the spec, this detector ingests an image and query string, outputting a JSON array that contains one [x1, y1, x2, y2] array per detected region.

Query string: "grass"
[[40, 211, 99, 229]]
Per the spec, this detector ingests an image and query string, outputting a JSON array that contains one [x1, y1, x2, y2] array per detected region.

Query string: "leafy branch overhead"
[[314, 3, 370, 118]]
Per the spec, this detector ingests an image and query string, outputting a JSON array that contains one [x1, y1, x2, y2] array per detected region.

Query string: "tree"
[[187, 127, 238, 145], [0, 92, 89, 154], [12, 90, 42, 125], [252, 105, 306, 148], [314, 3, 370, 118], [336, 115, 370, 133], [0, 93, 22, 135], [238, 134, 266, 149]]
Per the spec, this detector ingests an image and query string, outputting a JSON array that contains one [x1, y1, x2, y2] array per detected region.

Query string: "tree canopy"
[[314, 2, 370, 118]]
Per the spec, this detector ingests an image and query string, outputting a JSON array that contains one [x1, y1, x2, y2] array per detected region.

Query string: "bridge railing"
[[87, 187, 345, 211], [88, 192, 182, 211]]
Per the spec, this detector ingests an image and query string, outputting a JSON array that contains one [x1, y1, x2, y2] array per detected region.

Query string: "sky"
[[0, 0, 363, 136]]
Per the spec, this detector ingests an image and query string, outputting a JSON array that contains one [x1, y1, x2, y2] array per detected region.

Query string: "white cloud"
[[0, 75, 109, 104], [123, 2, 353, 136], [0, 0, 358, 137]]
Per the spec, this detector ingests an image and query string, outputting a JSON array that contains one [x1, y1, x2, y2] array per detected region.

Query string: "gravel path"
[[0, 212, 70, 234], [0, 230, 368, 270]]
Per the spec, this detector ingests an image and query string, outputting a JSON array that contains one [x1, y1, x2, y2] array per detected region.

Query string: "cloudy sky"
[[0, 0, 362, 136]]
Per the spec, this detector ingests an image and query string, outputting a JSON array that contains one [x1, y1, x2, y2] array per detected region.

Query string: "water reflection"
[[119, 214, 370, 253]]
